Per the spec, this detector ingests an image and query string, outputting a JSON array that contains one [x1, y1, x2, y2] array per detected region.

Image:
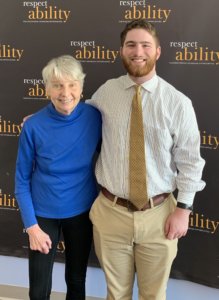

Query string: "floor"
[[0, 285, 102, 300]]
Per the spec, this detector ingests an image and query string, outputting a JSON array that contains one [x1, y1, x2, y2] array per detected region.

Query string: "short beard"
[[121, 55, 157, 77]]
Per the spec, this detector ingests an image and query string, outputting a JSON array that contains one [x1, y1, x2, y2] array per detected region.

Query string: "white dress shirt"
[[87, 74, 205, 206]]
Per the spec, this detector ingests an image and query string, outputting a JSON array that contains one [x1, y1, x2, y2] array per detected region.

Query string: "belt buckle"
[[126, 199, 135, 212], [127, 200, 138, 212], [126, 199, 132, 212]]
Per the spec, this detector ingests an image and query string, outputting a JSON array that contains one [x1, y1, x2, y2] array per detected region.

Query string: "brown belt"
[[101, 187, 170, 212]]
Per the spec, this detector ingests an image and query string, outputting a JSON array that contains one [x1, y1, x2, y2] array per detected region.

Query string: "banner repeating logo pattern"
[[0, 0, 218, 289]]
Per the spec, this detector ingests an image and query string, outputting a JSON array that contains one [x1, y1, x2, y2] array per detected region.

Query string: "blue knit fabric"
[[15, 102, 101, 228]]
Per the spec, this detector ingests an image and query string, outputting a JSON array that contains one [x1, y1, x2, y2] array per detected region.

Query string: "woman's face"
[[46, 77, 82, 115]]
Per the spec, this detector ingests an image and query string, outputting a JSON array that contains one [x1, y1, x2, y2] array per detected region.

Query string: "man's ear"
[[156, 46, 161, 61]]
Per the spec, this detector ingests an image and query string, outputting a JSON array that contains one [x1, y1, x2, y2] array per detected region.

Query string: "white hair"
[[42, 55, 85, 88]]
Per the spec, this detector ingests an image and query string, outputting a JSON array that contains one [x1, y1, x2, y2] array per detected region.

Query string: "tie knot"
[[135, 85, 141, 94]]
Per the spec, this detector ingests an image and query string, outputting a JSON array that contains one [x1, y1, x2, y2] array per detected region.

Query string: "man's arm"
[[165, 98, 205, 239]]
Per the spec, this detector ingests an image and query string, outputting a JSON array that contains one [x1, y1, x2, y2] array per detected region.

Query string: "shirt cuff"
[[177, 191, 195, 206]]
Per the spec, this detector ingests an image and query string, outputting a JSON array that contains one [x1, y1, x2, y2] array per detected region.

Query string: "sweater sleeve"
[[15, 123, 38, 229]]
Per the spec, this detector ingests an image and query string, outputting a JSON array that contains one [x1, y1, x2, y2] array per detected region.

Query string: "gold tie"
[[129, 85, 148, 209]]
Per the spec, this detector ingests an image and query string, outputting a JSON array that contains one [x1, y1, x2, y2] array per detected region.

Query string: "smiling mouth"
[[58, 99, 73, 104], [131, 58, 146, 63]]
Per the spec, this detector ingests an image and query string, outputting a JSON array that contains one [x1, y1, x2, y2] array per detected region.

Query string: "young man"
[[88, 20, 205, 300]]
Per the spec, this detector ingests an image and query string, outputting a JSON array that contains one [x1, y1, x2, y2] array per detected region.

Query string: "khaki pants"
[[89, 192, 178, 300]]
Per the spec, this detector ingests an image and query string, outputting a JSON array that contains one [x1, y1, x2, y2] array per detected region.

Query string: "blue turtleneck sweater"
[[15, 102, 101, 228]]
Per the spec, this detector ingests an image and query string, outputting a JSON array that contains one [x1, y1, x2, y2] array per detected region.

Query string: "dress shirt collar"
[[124, 73, 158, 93]]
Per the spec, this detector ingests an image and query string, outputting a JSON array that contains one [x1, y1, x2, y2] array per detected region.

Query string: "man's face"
[[120, 28, 161, 80]]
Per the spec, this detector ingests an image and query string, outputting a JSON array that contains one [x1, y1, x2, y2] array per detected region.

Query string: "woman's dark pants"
[[28, 211, 92, 300]]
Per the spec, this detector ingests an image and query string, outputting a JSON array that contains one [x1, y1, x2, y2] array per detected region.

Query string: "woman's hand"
[[26, 224, 52, 254]]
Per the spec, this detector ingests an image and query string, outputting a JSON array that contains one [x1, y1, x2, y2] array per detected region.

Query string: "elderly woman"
[[15, 55, 101, 300]]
